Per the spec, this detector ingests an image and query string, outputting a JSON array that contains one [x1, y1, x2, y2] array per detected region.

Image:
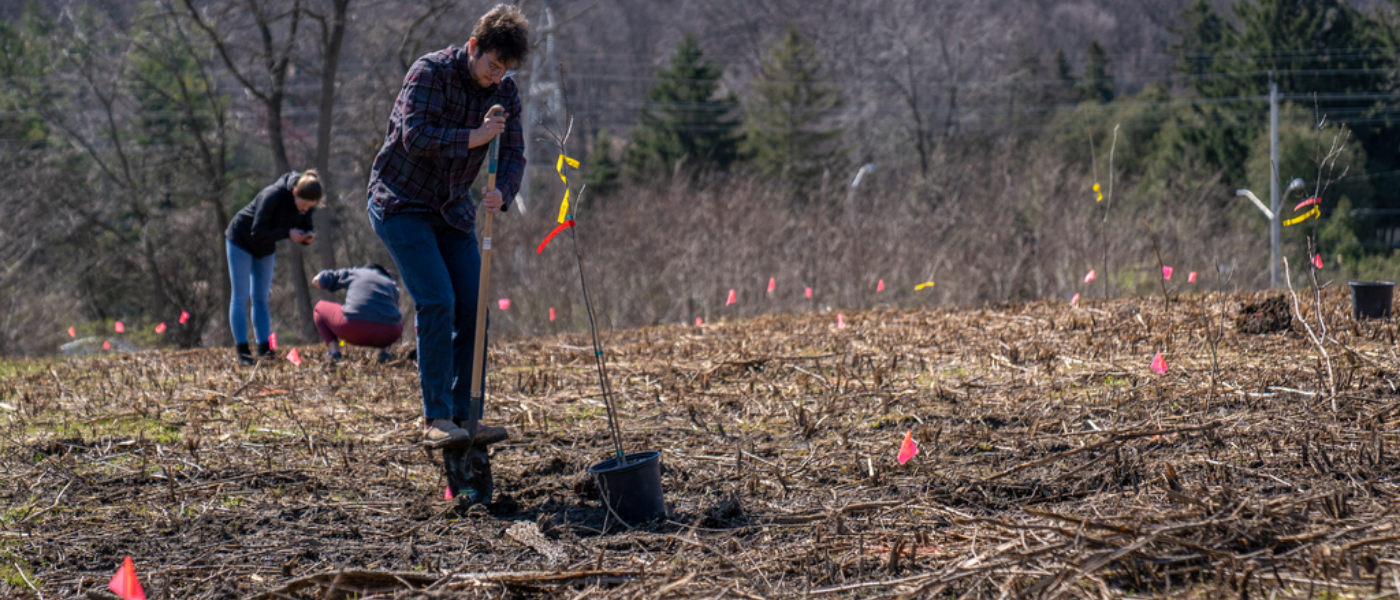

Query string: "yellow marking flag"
[[1283, 206, 1320, 226], [556, 154, 580, 223], [915, 281, 935, 290]]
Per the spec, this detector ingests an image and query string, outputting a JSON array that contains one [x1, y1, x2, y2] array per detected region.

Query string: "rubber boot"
[[236, 343, 254, 365], [257, 341, 274, 358]]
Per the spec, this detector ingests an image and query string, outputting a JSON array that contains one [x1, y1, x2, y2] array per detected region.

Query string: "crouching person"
[[312, 264, 405, 362]]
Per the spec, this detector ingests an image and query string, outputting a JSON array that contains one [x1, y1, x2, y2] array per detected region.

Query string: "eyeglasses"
[[475, 52, 516, 79]]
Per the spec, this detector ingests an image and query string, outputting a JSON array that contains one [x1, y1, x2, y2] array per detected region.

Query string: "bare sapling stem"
[[1283, 257, 1337, 409], [1142, 218, 1170, 316], [1102, 124, 1119, 301], [541, 61, 627, 465], [1205, 258, 1233, 413]]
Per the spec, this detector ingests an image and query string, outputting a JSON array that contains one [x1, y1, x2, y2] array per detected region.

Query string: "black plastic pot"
[[588, 451, 665, 525], [1349, 281, 1395, 320]]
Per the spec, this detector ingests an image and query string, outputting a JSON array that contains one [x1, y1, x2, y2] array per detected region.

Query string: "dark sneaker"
[[325, 350, 342, 361], [376, 350, 392, 363]]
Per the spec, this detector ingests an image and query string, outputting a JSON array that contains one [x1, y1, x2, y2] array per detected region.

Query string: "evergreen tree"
[[625, 34, 739, 180], [1079, 41, 1115, 103], [583, 129, 621, 199], [740, 24, 843, 194], [1169, 0, 1236, 97]]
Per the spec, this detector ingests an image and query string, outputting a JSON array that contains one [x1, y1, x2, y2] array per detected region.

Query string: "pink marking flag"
[[1150, 352, 1168, 375], [1188, 271, 1197, 283], [444, 485, 454, 500], [1084, 270, 1096, 283], [805, 287, 812, 299], [103, 340, 111, 350], [837, 313, 846, 329], [549, 307, 556, 321], [155, 323, 166, 334], [767, 277, 776, 293], [269, 332, 278, 350], [108, 556, 147, 600], [1312, 254, 1324, 269], [115, 321, 124, 333], [1071, 293, 1080, 305], [179, 311, 189, 325], [1162, 266, 1174, 280], [897, 430, 920, 465], [726, 289, 736, 306], [695, 317, 702, 327], [498, 298, 511, 310], [68, 326, 76, 338], [1294, 197, 1321, 212], [877, 279, 885, 292], [287, 347, 302, 366]]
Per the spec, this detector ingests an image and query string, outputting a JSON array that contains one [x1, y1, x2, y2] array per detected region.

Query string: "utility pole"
[[523, 3, 561, 211], [1269, 76, 1280, 288]]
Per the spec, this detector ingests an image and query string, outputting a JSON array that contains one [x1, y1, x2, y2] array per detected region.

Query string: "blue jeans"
[[226, 239, 275, 345], [370, 208, 488, 420]]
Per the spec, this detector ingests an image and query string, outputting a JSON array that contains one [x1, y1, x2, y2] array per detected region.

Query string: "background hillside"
[[1, 0, 1398, 356]]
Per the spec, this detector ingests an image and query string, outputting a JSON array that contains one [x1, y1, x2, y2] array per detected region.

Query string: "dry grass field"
[[4, 286, 1400, 599]]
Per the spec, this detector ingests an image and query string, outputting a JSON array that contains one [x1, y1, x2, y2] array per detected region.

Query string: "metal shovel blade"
[[443, 444, 493, 506]]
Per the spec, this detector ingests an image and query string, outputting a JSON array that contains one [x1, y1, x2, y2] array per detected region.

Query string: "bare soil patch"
[[4, 288, 1400, 599]]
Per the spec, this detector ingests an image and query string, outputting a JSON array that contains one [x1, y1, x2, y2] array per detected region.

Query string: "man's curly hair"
[[473, 4, 529, 65]]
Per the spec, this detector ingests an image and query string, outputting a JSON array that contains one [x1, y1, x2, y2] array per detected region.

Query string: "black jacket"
[[226, 172, 315, 258]]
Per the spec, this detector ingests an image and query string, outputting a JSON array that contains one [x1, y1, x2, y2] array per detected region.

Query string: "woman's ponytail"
[[294, 170, 323, 201]]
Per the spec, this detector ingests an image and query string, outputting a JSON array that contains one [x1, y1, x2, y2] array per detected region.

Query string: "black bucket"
[[1349, 281, 1395, 320], [588, 451, 665, 525]]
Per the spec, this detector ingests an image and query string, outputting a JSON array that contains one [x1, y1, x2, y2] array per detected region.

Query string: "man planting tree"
[[366, 4, 527, 449]]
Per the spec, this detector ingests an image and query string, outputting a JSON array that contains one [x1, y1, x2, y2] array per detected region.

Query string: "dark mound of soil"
[[1235, 294, 1292, 334]]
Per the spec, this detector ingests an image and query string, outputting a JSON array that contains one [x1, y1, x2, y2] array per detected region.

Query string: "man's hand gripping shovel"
[[444, 104, 506, 507]]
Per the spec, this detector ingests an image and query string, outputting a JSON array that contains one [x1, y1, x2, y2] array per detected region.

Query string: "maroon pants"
[[313, 300, 403, 349]]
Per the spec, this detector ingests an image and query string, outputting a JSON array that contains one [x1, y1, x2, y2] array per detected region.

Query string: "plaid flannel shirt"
[[367, 46, 526, 232]]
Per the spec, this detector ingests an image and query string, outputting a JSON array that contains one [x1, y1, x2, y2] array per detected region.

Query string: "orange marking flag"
[[695, 317, 702, 327], [1312, 254, 1324, 269], [805, 287, 812, 299], [1071, 293, 1080, 305], [1084, 270, 1096, 283], [287, 347, 302, 366], [498, 298, 511, 310], [897, 430, 920, 464], [549, 307, 556, 322], [270, 332, 278, 350], [877, 279, 885, 292], [837, 314, 846, 329], [1162, 266, 1173, 280], [155, 323, 166, 333], [444, 485, 454, 500], [179, 311, 189, 324], [536, 219, 576, 253], [1188, 271, 1197, 283], [68, 327, 76, 337], [108, 556, 147, 600], [726, 289, 737, 306], [1150, 352, 1168, 375], [767, 277, 776, 294], [115, 321, 124, 333]]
